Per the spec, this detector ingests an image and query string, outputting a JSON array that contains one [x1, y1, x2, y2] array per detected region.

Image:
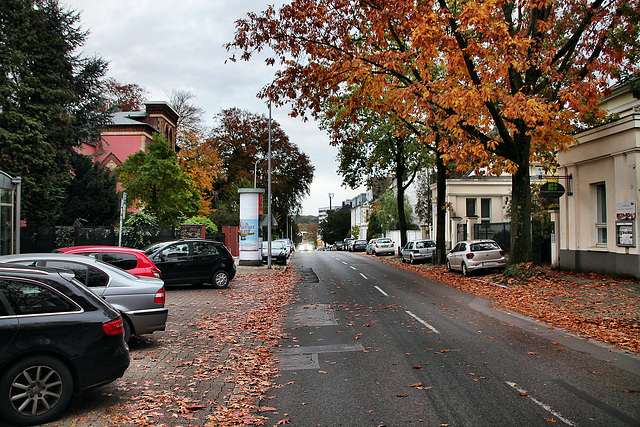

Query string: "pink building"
[[80, 102, 179, 172]]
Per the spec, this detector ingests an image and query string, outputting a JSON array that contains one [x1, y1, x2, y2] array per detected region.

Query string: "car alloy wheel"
[[0, 356, 74, 425], [211, 270, 230, 289]]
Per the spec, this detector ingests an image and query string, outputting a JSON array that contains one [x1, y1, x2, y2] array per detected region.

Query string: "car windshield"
[[144, 241, 179, 256], [470, 242, 500, 252]]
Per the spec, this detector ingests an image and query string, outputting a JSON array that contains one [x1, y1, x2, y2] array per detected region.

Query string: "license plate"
[[482, 262, 497, 266]]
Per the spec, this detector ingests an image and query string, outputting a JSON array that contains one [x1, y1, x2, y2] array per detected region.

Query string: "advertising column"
[[238, 188, 265, 265]]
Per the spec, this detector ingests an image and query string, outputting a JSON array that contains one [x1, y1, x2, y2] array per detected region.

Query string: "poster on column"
[[239, 219, 259, 251]]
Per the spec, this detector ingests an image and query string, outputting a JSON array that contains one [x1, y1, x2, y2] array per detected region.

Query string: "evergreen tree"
[[57, 152, 118, 226], [0, 0, 111, 225]]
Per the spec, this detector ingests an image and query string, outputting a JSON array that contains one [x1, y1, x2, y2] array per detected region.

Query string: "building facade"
[[557, 82, 640, 277]]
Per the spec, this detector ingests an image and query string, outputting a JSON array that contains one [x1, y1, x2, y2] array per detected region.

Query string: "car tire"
[[446, 259, 452, 272], [123, 317, 133, 343], [410, 256, 415, 265], [211, 270, 230, 289], [462, 263, 469, 277], [0, 355, 74, 426]]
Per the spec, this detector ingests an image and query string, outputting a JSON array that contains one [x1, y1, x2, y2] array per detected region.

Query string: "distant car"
[[0, 253, 168, 343], [333, 242, 344, 251], [0, 264, 129, 426], [401, 239, 436, 264], [365, 239, 378, 255], [55, 245, 162, 278], [352, 239, 368, 252], [344, 238, 355, 251], [144, 239, 236, 289], [299, 243, 314, 251], [262, 240, 288, 264], [372, 238, 395, 256], [446, 239, 507, 276]]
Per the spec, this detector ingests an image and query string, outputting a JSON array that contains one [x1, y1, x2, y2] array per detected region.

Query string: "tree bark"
[[508, 136, 532, 264], [435, 138, 447, 264]]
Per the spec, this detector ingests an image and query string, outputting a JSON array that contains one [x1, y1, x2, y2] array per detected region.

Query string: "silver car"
[[0, 253, 168, 342], [401, 239, 436, 264], [446, 240, 506, 276], [372, 238, 396, 256]]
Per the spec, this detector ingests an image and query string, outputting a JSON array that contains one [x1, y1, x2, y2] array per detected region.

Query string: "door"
[[0, 280, 19, 359], [153, 242, 191, 285], [191, 241, 221, 283]]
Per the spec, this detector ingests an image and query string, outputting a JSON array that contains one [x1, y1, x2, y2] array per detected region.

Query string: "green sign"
[[540, 182, 565, 198]]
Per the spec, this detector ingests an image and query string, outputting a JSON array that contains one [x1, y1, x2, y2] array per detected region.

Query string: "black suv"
[[0, 264, 130, 426], [143, 239, 236, 288]]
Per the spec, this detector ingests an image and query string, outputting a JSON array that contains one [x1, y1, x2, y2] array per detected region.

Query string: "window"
[[0, 279, 78, 315], [481, 198, 491, 223], [594, 183, 607, 244], [45, 261, 109, 288], [102, 253, 138, 270], [466, 198, 477, 217], [193, 241, 219, 256], [161, 243, 189, 258]]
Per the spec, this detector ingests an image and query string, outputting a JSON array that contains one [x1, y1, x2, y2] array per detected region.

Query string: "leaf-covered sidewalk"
[[375, 256, 640, 354], [42, 268, 298, 427]]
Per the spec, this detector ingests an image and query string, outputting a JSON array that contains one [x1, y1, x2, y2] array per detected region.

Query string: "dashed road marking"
[[505, 381, 576, 426], [406, 310, 440, 334], [374, 286, 389, 297]]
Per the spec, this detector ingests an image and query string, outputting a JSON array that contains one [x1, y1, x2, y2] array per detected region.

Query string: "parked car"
[[365, 239, 378, 254], [0, 264, 129, 426], [401, 239, 437, 264], [55, 245, 162, 278], [262, 240, 289, 264], [333, 241, 344, 251], [372, 237, 395, 256], [344, 238, 355, 251], [144, 239, 236, 289], [352, 239, 368, 252], [0, 253, 168, 343], [446, 239, 507, 276]]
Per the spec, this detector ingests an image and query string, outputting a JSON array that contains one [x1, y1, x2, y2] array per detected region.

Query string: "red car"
[[55, 245, 162, 279]]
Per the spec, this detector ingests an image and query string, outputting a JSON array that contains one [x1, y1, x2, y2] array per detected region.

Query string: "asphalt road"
[[263, 250, 640, 426]]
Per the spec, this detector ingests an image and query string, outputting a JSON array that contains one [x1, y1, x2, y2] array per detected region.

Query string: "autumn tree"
[[169, 90, 223, 216], [117, 133, 201, 225], [104, 78, 147, 112], [229, 0, 640, 264], [0, 0, 113, 225], [209, 108, 314, 232], [324, 106, 431, 248]]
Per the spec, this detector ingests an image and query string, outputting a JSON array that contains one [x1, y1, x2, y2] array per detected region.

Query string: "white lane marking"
[[342, 261, 348, 265], [405, 310, 440, 334], [505, 381, 576, 426], [360, 273, 368, 280], [374, 286, 389, 297], [350, 266, 356, 270]]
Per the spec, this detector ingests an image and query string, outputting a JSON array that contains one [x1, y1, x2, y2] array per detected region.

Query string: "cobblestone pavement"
[[26, 264, 293, 427]]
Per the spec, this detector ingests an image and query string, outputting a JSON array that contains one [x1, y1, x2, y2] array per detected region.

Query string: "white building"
[[556, 80, 640, 277]]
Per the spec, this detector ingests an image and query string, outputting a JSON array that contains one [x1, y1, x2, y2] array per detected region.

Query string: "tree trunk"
[[508, 139, 532, 264], [435, 144, 447, 264]]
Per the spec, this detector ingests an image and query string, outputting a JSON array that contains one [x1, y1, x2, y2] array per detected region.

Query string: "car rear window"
[[102, 253, 138, 270], [378, 238, 392, 243], [470, 242, 500, 252]]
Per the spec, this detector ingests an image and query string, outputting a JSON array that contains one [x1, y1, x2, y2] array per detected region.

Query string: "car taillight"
[[391, 243, 394, 247], [154, 287, 166, 304], [500, 250, 505, 256], [466, 253, 475, 259], [103, 318, 124, 336], [412, 249, 419, 254], [152, 268, 162, 279]]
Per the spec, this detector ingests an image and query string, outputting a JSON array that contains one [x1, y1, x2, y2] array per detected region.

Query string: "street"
[[263, 250, 640, 426]]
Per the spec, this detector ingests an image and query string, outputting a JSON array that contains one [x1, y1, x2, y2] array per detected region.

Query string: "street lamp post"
[[329, 193, 334, 212]]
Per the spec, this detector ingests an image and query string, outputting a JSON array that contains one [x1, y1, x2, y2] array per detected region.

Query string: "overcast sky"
[[64, 0, 364, 216]]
